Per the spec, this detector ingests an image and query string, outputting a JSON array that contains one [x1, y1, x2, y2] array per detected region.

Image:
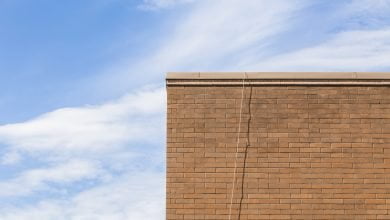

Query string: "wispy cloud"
[[348, 0, 390, 15], [97, 0, 307, 91], [0, 87, 166, 218], [0, 172, 164, 220], [248, 28, 390, 71], [0, 159, 101, 197], [138, 0, 196, 10], [1, 151, 21, 165], [148, 0, 305, 69], [0, 87, 165, 154], [1, 0, 390, 219]]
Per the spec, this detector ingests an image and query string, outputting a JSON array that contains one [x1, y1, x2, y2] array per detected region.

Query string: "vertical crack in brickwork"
[[237, 86, 253, 219]]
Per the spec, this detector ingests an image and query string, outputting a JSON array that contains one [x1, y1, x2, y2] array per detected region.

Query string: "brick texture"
[[167, 83, 390, 219]]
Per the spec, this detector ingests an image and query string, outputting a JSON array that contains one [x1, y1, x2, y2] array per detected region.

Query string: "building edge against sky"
[[166, 72, 390, 219]]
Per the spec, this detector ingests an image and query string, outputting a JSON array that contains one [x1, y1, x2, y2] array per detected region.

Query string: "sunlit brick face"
[[166, 74, 390, 220]]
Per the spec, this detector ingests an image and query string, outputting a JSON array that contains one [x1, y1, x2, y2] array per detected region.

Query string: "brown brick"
[[167, 78, 390, 219]]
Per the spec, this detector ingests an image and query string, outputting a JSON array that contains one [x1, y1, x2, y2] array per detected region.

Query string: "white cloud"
[[67, 172, 164, 220], [1, 0, 390, 219], [97, 0, 390, 92], [0, 87, 165, 154], [135, 0, 390, 72], [138, 0, 196, 10], [0, 159, 101, 197], [248, 28, 390, 71], [0, 172, 164, 220], [1, 151, 21, 165], [0, 86, 166, 216], [330, 0, 390, 30], [156, 0, 307, 68], [97, 0, 308, 91], [348, 0, 390, 15]]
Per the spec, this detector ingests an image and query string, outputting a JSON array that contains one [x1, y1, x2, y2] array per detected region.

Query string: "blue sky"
[[0, 0, 390, 219]]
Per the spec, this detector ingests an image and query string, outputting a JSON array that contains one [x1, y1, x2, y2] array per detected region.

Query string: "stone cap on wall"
[[166, 72, 390, 86], [166, 72, 390, 79]]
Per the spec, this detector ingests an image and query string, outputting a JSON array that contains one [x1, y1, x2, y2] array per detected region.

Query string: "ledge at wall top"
[[166, 72, 390, 79]]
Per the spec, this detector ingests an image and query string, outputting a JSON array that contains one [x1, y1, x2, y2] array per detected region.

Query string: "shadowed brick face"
[[167, 75, 390, 219]]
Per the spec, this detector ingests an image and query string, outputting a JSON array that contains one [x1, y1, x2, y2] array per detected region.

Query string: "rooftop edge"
[[166, 72, 390, 80]]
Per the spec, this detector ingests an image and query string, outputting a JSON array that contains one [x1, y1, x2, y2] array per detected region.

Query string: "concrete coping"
[[166, 72, 390, 80]]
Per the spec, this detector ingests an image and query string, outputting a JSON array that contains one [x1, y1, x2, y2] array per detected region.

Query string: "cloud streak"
[[138, 0, 196, 10], [249, 28, 390, 71], [97, 0, 308, 91], [0, 172, 164, 220], [0, 87, 165, 153], [0, 87, 166, 218], [0, 159, 101, 197], [1, 0, 390, 219]]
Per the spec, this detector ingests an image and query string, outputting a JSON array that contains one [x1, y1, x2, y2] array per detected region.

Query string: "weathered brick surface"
[[167, 84, 390, 219]]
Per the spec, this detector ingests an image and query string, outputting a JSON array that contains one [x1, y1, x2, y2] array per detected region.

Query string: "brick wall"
[[167, 74, 390, 219]]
